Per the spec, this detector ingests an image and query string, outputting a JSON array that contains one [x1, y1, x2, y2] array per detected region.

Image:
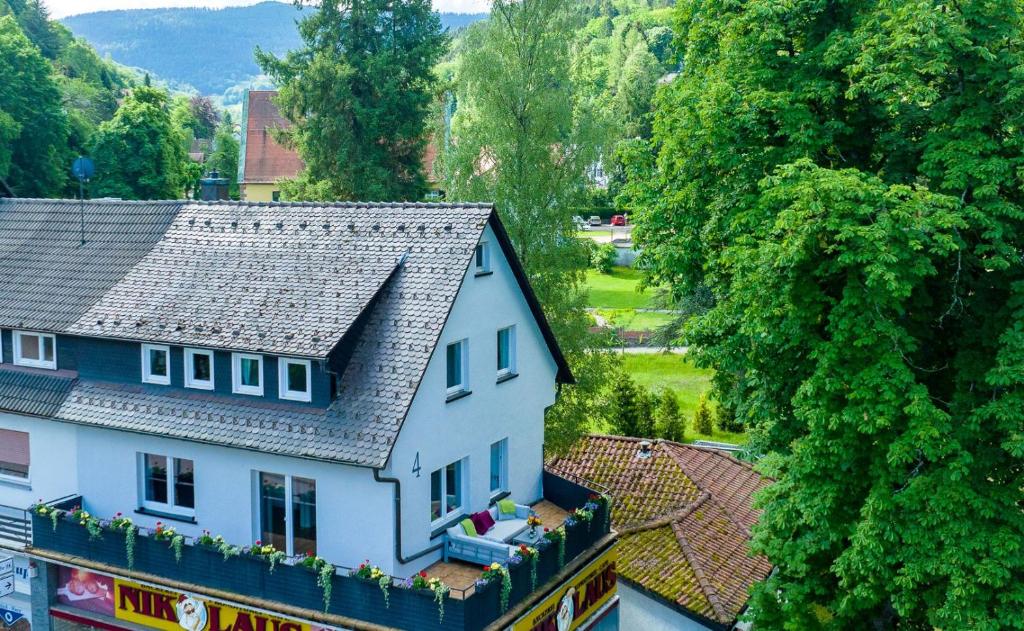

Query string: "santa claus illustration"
[[175, 594, 207, 631]]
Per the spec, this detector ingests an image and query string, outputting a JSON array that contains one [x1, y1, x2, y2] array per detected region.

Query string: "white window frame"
[[141, 344, 171, 385], [138, 452, 196, 518], [490, 438, 509, 498], [430, 459, 466, 527], [254, 472, 317, 556], [497, 325, 517, 378], [232, 352, 264, 396], [13, 331, 56, 370], [475, 240, 491, 274], [278, 358, 312, 402], [446, 339, 469, 396], [184, 348, 215, 390]]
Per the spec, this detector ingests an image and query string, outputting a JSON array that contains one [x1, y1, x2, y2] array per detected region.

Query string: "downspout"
[[373, 469, 443, 565]]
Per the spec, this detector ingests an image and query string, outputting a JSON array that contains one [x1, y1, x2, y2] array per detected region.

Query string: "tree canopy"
[[625, 0, 1024, 627], [257, 0, 447, 201]]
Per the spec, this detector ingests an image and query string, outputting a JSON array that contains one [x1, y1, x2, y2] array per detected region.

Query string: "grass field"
[[619, 353, 747, 444], [597, 309, 674, 332], [585, 266, 653, 310]]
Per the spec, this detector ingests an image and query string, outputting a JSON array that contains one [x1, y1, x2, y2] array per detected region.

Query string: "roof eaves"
[[486, 211, 574, 384]]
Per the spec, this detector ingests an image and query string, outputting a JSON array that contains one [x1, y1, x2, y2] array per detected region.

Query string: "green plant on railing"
[[544, 526, 567, 568], [515, 544, 539, 591], [110, 514, 136, 569], [249, 541, 287, 573], [153, 523, 184, 563], [353, 561, 391, 608], [34, 502, 63, 532], [409, 572, 449, 623], [481, 562, 511, 613], [71, 507, 103, 540], [300, 553, 334, 612]]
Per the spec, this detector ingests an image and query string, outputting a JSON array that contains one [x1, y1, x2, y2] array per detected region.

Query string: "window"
[[141, 344, 171, 385], [490, 439, 508, 496], [475, 241, 490, 274], [272, 190, 281, 202], [139, 453, 195, 515], [430, 460, 464, 523], [258, 472, 316, 556], [497, 326, 516, 377], [446, 339, 469, 396], [13, 331, 56, 370], [184, 348, 214, 390], [278, 358, 311, 402], [232, 353, 264, 396], [0, 429, 29, 481]]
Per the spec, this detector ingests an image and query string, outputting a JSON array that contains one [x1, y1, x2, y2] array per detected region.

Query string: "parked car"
[[611, 214, 627, 226], [573, 215, 589, 231], [588, 215, 602, 226]]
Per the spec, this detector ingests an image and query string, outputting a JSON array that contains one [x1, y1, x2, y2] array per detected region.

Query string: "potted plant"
[[299, 553, 335, 612], [406, 572, 450, 624], [480, 562, 511, 613], [352, 561, 391, 608]]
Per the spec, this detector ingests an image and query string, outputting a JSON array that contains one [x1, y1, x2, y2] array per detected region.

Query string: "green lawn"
[[585, 266, 653, 309], [597, 309, 674, 332], [619, 353, 747, 445], [577, 230, 612, 238]]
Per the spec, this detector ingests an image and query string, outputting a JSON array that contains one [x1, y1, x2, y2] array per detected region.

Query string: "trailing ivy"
[[111, 514, 136, 569]]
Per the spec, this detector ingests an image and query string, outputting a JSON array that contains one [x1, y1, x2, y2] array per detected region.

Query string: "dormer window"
[[14, 331, 56, 370], [184, 348, 214, 390], [475, 241, 491, 275], [141, 344, 171, 385], [279, 358, 311, 402], [232, 353, 264, 396]]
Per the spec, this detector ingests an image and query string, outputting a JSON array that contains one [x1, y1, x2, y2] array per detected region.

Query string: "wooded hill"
[[61, 2, 486, 97]]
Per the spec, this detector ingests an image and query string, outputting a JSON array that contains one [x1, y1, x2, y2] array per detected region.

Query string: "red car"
[[610, 214, 627, 226]]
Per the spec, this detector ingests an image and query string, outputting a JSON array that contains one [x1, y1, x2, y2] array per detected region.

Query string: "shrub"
[[655, 388, 685, 442], [610, 375, 655, 437], [715, 401, 744, 433], [591, 242, 617, 274], [692, 394, 713, 436]]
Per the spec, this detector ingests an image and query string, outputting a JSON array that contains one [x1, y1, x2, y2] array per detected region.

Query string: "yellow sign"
[[114, 578, 309, 631], [512, 545, 618, 631]]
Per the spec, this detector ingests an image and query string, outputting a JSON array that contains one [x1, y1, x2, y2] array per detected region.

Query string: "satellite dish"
[[72, 156, 95, 181]]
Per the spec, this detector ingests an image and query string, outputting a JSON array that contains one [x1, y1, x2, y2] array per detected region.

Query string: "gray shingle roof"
[[0, 199, 180, 330], [0, 199, 570, 467], [0, 366, 75, 418]]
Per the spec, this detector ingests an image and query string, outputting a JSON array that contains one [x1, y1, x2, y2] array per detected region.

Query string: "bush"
[[610, 375, 655, 438], [714, 402, 744, 433], [591, 242, 617, 274], [655, 388, 685, 442], [692, 394, 713, 436]]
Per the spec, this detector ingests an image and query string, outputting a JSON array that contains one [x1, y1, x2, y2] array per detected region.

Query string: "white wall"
[[71, 426, 394, 570], [0, 412, 79, 510], [619, 583, 716, 631], [387, 223, 559, 574]]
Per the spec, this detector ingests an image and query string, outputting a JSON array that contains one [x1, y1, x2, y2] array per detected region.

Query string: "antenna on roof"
[[71, 156, 95, 246]]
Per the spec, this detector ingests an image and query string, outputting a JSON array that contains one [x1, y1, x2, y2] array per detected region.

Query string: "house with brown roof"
[[548, 435, 773, 630], [237, 89, 443, 202]]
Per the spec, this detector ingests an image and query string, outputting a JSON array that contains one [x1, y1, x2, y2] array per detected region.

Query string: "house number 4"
[[412, 452, 421, 478]]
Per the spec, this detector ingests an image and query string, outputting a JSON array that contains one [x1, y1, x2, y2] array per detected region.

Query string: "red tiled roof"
[[241, 90, 305, 184], [547, 435, 773, 626]]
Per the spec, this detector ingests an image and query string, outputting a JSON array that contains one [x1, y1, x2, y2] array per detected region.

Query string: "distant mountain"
[[61, 2, 486, 96]]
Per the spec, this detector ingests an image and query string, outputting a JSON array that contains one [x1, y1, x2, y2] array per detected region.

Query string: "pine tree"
[[654, 388, 684, 442], [691, 394, 712, 437], [610, 375, 654, 438], [256, 0, 446, 201]]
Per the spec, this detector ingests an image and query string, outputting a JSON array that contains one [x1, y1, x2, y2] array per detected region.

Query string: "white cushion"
[[481, 518, 526, 543]]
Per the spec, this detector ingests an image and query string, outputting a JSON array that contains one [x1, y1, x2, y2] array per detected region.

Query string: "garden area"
[[585, 266, 675, 334]]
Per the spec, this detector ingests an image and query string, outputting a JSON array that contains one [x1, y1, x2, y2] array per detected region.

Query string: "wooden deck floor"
[[424, 500, 570, 599]]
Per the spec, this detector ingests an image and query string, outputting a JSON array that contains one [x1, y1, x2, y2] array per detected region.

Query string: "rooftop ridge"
[[0, 198, 495, 209], [672, 521, 731, 623]]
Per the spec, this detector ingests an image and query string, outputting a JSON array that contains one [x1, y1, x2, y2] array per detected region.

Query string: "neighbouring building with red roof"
[[548, 435, 773, 630], [237, 89, 443, 202]]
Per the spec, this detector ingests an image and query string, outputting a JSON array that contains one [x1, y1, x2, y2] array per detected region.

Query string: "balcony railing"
[[29, 473, 613, 631], [0, 494, 78, 550]]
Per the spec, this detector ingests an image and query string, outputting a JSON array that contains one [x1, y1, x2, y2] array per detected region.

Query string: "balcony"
[[28, 471, 614, 631]]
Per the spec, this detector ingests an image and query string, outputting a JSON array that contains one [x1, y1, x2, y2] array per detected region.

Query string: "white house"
[[0, 199, 617, 631]]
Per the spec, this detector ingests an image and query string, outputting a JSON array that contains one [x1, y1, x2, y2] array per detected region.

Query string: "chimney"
[[637, 440, 653, 460], [199, 170, 229, 201]]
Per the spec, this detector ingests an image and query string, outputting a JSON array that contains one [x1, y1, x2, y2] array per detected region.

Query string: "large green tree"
[[0, 15, 68, 196], [257, 0, 446, 201], [206, 116, 240, 198], [626, 0, 1024, 628], [91, 86, 186, 199], [442, 0, 616, 453]]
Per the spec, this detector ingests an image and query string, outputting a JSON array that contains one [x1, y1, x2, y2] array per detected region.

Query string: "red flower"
[[115, 512, 122, 517], [306, 551, 313, 557], [544, 527, 550, 532], [419, 571, 427, 577], [482, 565, 489, 571], [255, 540, 262, 546]]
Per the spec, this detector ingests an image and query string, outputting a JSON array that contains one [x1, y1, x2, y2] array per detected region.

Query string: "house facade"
[[0, 199, 618, 631]]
